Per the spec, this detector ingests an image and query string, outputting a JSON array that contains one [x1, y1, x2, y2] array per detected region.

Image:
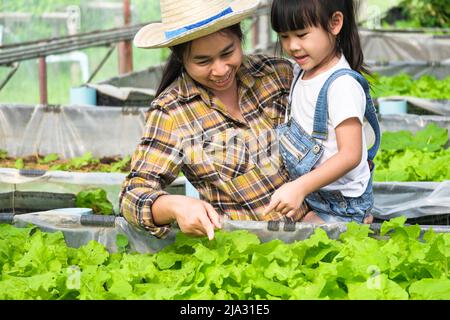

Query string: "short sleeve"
[[327, 75, 366, 128]]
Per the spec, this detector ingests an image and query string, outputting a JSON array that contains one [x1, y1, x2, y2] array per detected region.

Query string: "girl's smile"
[[293, 54, 309, 66]]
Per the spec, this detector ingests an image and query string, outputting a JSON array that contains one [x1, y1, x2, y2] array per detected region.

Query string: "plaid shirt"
[[120, 54, 309, 238]]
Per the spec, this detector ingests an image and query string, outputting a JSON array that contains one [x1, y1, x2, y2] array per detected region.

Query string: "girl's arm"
[[295, 117, 362, 194], [263, 117, 362, 217]]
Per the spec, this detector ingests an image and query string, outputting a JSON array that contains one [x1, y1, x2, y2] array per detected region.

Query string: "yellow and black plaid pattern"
[[120, 54, 309, 238]]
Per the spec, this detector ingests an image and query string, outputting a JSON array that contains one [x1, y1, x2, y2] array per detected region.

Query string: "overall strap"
[[284, 64, 303, 124], [312, 68, 381, 161]]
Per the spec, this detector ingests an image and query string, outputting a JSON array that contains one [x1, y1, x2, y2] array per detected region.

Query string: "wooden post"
[[39, 57, 48, 105], [118, 0, 133, 75], [252, 15, 259, 49], [259, 6, 270, 52]]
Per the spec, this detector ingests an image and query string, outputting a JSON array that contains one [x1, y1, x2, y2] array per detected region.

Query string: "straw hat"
[[134, 0, 260, 49]]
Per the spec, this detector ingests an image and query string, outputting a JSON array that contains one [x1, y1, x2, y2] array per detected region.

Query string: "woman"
[[119, 0, 309, 240]]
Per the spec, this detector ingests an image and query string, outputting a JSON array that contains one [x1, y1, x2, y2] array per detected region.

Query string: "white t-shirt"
[[290, 55, 370, 197]]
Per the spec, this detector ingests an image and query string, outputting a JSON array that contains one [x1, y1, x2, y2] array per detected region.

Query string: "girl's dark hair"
[[155, 23, 244, 97], [271, 0, 369, 74]]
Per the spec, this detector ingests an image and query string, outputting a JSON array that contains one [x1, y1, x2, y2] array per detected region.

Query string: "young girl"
[[263, 0, 381, 224]]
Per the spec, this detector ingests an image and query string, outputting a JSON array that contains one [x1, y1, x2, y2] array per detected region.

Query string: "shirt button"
[[312, 145, 321, 154]]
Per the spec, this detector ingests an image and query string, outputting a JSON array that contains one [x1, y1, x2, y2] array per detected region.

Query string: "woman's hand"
[[262, 180, 307, 218], [173, 197, 222, 240], [153, 195, 222, 240]]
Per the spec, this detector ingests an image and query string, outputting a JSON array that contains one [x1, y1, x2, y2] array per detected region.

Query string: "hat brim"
[[134, 0, 259, 49]]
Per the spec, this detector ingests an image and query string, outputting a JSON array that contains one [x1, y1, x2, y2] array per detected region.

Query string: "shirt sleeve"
[[327, 75, 366, 128], [119, 105, 183, 239]]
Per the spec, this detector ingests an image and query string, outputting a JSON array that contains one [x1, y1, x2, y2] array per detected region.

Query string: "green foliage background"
[[399, 0, 449, 28]]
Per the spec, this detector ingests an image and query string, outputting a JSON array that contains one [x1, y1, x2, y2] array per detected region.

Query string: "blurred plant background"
[[0, 0, 448, 105], [0, 0, 258, 105], [381, 0, 449, 29], [0, 0, 167, 104]]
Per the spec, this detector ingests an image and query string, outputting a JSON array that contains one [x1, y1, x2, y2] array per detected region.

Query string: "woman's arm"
[[120, 106, 221, 239]]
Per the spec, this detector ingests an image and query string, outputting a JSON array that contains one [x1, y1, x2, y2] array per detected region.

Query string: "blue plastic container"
[[185, 179, 200, 199], [70, 86, 97, 106], [378, 98, 407, 115]]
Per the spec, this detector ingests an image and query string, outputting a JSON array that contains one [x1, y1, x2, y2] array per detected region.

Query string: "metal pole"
[[38, 57, 48, 104], [119, 0, 133, 74], [0, 23, 146, 66], [0, 62, 19, 92], [86, 44, 116, 83]]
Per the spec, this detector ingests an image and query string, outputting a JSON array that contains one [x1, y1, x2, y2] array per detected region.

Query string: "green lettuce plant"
[[374, 123, 450, 182], [1, 217, 449, 300]]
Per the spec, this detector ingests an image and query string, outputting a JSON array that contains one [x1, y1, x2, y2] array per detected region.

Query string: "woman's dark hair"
[[270, 0, 369, 74], [155, 23, 244, 97]]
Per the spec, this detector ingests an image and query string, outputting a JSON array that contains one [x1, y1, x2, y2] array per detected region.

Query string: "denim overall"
[[277, 68, 381, 223]]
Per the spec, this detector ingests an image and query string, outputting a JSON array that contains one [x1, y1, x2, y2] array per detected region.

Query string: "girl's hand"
[[262, 180, 306, 218], [171, 197, 222, 240]]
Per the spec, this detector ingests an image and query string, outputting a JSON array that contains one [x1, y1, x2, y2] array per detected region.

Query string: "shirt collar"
[[178, 71, 209, 104], [237, 55, 276, 90], [178, 55, 276, 103]]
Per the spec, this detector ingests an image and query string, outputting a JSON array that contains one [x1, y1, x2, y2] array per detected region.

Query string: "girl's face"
[[183, 31, 243, 95], [279, 12, 343, 79], [280, 26, 338, 78]]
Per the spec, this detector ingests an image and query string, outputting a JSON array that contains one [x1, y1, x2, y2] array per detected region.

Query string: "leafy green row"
[[75, 189, 114, 216], [49, 153, 131, 173], [0, 217, 449, 300], [373, 123, 450, 182], [374, 149, 450, 182], [368, 73, 450, 100], [0, 151, 131, 173]]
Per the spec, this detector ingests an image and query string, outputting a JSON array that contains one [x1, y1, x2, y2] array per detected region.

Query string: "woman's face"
[[183, 30, 243, 94]]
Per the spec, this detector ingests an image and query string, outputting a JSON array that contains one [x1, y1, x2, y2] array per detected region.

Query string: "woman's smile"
[[212, 70, 233, 87]]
